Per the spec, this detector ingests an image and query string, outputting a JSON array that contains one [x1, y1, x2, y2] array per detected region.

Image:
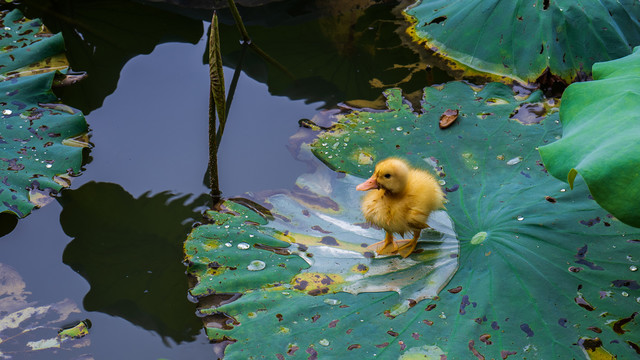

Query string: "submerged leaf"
[[539, 46, 640, 227]]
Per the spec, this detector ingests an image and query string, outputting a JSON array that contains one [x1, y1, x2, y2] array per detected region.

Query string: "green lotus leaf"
[[192, 82, 639, 358], [304, 83, 640, 358], [0, 9, 68, 79], [58, 182, 209, 344], [0, 263, 89, 358], [539, 47, 640, 228], [404, 0, 640, 83], [0, 10, 88, 218], [187, 168, 458, 303]]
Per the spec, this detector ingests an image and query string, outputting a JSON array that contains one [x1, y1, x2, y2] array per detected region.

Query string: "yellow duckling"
[[356, 157, 445, 258]]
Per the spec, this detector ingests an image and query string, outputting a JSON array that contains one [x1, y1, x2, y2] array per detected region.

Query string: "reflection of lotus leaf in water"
[[404, 0, 640, 83], [59, 182, 209, 344], [0, 10, 88, 219], [15, 0, 204, 113], [540, 47, 640, 228], [215, 0, 452, 107], [191, 81, 640, 359], [0, 263, 89, 357]]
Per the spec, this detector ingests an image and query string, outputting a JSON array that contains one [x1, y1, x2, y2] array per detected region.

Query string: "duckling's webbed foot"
[[396, 229, 422, 258], [367, 231, 398, 255]]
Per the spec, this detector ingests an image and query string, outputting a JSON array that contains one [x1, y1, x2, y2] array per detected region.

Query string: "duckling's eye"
[[384, 173, 391, 179]]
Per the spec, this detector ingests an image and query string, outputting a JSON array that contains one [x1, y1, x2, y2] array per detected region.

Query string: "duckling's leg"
[[367, 231, 398, 255], [396, 230, 422, 258]]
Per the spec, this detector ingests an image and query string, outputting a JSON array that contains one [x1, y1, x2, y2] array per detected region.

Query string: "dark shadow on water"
[[58, 181, 210, 344], [0, 212, 18, 238], [10, 0, 204, 114]]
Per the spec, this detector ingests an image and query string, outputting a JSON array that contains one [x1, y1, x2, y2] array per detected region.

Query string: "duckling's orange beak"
[[356, 175, 378, 191]]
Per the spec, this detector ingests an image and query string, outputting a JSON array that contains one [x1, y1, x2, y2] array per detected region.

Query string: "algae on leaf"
[[0, 9, 88, 218], [404, 0, 640, 83], [540, 46, 640, 228]]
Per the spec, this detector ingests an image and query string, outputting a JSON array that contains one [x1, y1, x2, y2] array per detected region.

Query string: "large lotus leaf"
[[539, 47, 640, 228], [188, 83, 640, 358], [304, 84, 640, 358], [187, 168, 458, 300], [0, 11, 88, 218], [404, 0, 640, 83], [0, 263, 90, 359], [58, 182, 209, 344]]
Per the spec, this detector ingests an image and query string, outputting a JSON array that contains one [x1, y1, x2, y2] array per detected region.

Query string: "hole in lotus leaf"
[[485, 98, 509, 105], [509, 103, 547, 125], [203, 313, 239, 330]]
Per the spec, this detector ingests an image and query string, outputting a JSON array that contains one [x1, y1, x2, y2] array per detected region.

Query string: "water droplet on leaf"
[[247, 260, 266, 271], [237, 242, 250, 250], [319, 339, 330, 346], [323, 298, 341, 305], [517, 216, 524, 221], [506, 156, 523, 165]]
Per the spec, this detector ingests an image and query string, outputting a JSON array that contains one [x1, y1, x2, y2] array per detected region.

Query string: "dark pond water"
[[0, 1, 452, 358]]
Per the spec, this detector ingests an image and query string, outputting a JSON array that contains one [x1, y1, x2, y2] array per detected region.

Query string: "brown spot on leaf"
[[347, 344, 361, 350], [412, 332, 420, 340], [575, 295, 595, 311], [287, 345, 299, 355], [479, 334, 492, 345], [426, 304, 437, 311], [448, 286, 462, 293], [545, 196, 556, 203], [311, 314, 321, 323], [468, 340, 485, 359], [276, 314, 283, 322], [328, 319, 339, 328], [501, 350, 517, 359], [306, 346, 318, 360], [384, 310, 395, 319], [375, 342, 389, 348], [346, 328, 352, 334], [613, 312, 638, 335], [423, 319, 434, 325], [587, 326, 602, 333], [293, 280, 309, 291], [387, 330, 399, 337]]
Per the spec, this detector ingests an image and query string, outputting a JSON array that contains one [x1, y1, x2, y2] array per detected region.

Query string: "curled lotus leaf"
[[0, 10, 88, 218], [404, 0, 640, 83], [539, 46, 640, 228]]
